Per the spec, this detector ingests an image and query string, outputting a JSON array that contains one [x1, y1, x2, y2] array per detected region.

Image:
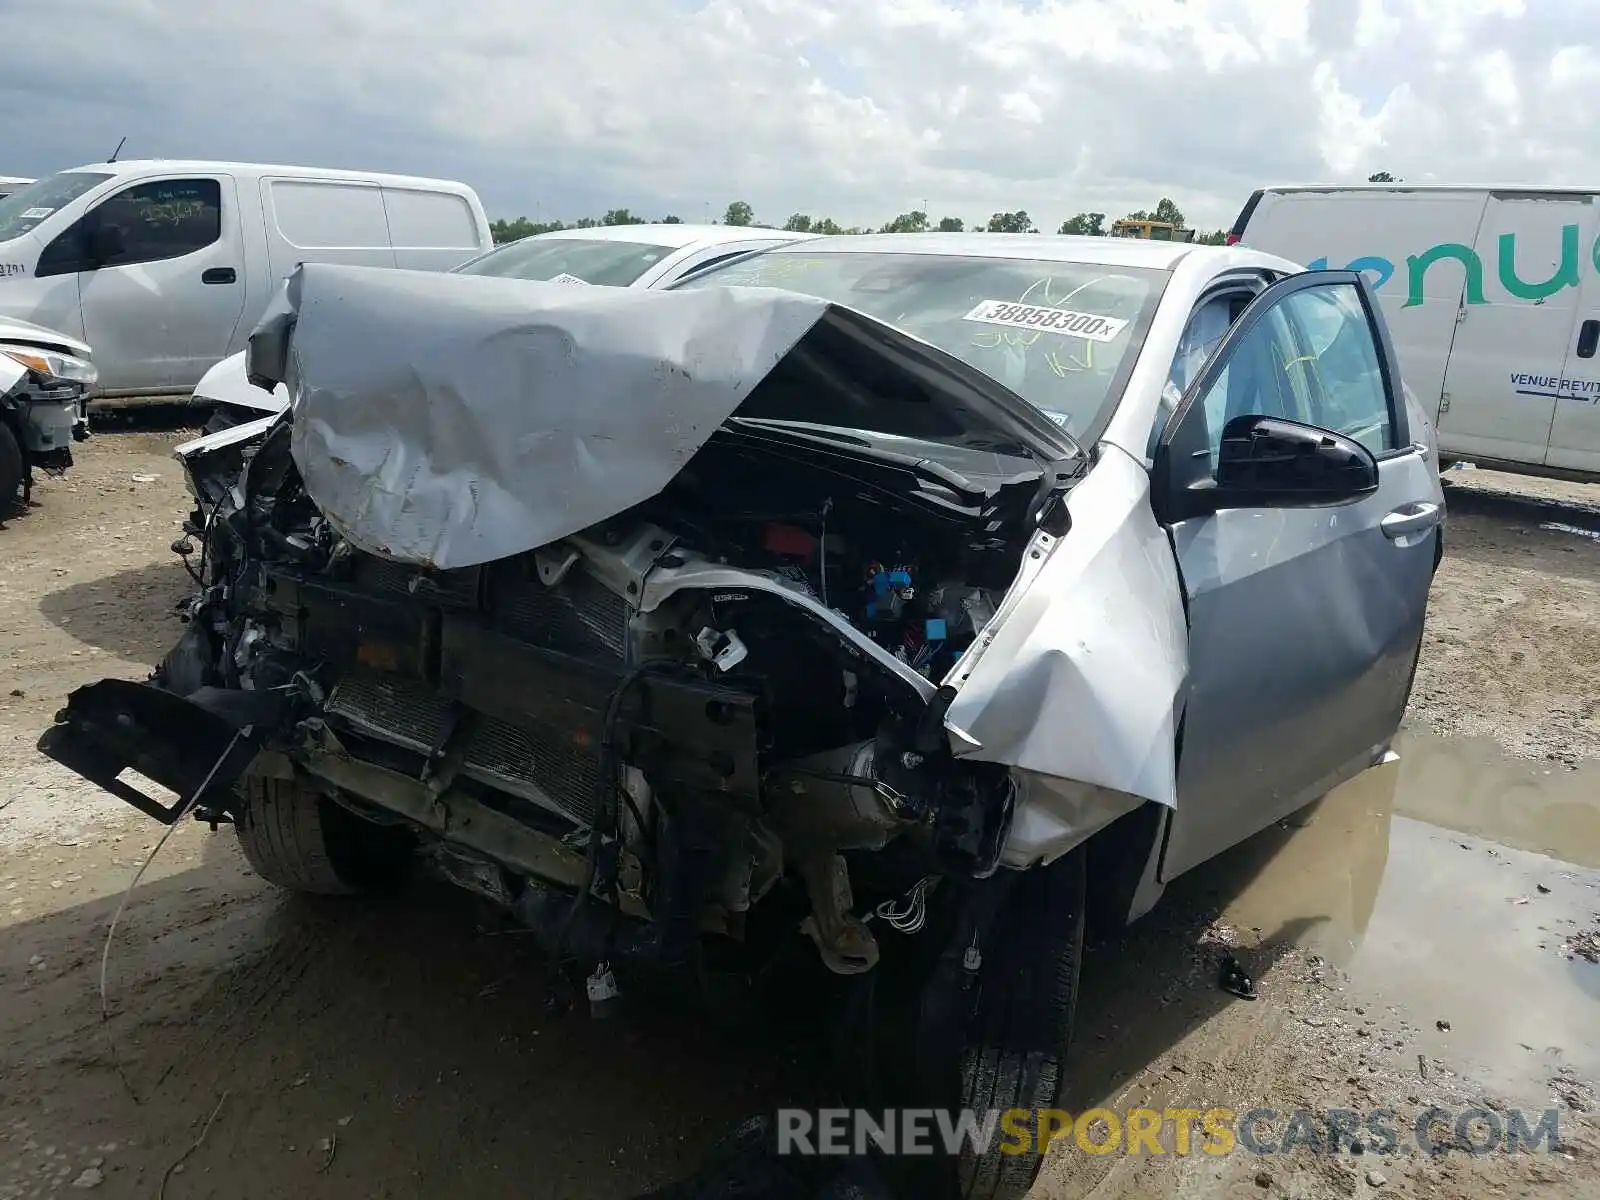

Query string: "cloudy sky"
[[1, 0, 1593, 231]]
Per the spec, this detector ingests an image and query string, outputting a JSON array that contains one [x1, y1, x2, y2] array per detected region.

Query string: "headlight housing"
[[2, 346, 98, 387]]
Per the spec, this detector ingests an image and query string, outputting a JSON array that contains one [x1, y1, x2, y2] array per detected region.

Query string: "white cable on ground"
[[98, 728, 245, 1102]]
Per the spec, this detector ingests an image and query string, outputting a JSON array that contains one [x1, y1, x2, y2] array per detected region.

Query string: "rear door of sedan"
[[1153, 270, 1442, 880]]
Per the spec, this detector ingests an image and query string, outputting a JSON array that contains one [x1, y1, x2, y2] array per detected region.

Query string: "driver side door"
[[38, 175, 247, 394], [1155, 270, 1442, 881]]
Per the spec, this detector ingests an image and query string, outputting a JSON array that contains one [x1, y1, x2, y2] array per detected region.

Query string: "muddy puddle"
[[1194, 728, 1600, 1102]]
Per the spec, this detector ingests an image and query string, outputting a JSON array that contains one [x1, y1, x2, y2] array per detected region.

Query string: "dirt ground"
[[2, 429, 1597, 1199]]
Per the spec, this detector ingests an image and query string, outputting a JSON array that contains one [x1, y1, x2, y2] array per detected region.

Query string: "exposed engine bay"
[[35, 263, 1195, 1200], [85, 408, 1066, 982]]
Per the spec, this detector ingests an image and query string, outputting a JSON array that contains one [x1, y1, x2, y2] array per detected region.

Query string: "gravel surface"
[[1407, 471, 1600, 766], [2, 438, 1597, 1199]]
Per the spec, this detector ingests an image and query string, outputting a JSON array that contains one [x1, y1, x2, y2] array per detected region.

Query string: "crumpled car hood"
[[245, 263, 1077, 571]]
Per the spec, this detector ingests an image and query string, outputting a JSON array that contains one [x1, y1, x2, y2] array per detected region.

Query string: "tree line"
[[490, 195, 1231, 245], [488, 174, 1403, 246]]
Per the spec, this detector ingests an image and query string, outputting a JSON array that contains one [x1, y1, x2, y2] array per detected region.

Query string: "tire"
[[0, 420, 23, 514], [234, 776, 413, 895], [956, 848, 1087, 1200]]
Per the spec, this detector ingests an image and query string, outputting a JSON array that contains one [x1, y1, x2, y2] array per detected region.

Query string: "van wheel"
[[955, 848, 1086, 1200], [234, 776, 413, 895], [0, 422, 23, 514]]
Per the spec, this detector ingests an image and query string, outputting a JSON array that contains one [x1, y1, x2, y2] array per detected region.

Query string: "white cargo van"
[[0, 161, 491, 399], [1230, 184, 1600, 481]]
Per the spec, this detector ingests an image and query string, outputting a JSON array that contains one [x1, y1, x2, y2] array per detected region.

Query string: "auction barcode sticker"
[[548, 272, 588, 285], [962, 300, 1128, 342]]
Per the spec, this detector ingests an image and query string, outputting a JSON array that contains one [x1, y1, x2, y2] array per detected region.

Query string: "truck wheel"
[[955, 847, 1087, 1200], [0, 421, 23, 513], [234, 776, 413, 895]]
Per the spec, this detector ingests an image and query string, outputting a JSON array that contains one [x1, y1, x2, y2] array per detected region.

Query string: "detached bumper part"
[[36, 680, 277, 824]]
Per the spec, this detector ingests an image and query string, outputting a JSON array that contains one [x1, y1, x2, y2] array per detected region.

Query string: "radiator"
[[325, 676, 601, 827], [488, 561, 630, 662]]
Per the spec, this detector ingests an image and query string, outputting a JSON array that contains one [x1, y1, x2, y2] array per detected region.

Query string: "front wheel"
[[956, 850, 1086, 1199], [0, 421, 23, 514], [849, 848, 1087, 1200], [234, 776, 413, 895]]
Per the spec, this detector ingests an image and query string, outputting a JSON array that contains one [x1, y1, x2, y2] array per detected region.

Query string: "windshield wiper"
[[725, 418, 1023, 506]]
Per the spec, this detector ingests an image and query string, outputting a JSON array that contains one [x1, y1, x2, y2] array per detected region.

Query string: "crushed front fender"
[[942, 446, 1189, 864]]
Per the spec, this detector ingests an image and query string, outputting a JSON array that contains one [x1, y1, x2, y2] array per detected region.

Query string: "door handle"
[[1577, 319, 1599, 359], [1381, 502, 1443, 540], [201, 267, 237, 285]]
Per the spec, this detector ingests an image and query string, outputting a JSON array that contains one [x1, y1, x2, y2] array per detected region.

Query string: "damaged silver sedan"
[[39, 234, 1444, 1199]]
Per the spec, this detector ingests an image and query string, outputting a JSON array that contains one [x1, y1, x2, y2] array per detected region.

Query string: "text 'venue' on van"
[[1230, 183, 1600, 483]]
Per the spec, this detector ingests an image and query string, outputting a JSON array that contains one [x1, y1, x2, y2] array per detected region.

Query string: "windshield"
[[0, 172, 111, 243], [675, 249, 1166, 440], [453, 236, 678, 286]]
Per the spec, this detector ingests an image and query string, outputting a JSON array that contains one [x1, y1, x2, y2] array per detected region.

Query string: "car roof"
[[57, 159, 475, 192], [529, 223, 816, 249], [759, 232, 1201, 269], [1257, 183, 1600, 198]]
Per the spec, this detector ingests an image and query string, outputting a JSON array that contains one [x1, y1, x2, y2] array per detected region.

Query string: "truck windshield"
[[0, 172, 111, 243]]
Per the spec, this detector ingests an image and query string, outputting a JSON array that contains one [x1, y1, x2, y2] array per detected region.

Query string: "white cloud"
[[1, 0, 1597, 230]]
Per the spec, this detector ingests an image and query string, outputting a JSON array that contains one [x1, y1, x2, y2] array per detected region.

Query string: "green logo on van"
[[1310, 225, 1600, 307]]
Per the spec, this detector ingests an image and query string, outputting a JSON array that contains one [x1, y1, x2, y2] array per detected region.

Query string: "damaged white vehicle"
[[40, 236, 1443, 1199], [1, 315, 96, 510]]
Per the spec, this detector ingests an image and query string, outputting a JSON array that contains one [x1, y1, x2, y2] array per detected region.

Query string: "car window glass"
[[673, 247, 761, 282], [1148, 294, 1241, 459], [1170, 296, 1237, 395], [0, 171, 111, 243], [1278, 284, 1395, 454], [92, 178, 223, 267], [1187, 303, 1313, 473], [1184, 282, 1393, 472], [454, 237, 677, 285]]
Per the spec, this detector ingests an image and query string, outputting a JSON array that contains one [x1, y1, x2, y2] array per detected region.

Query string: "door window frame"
[[1153, 271, 1412, 516], [1147, 272, 1272, 461], [36, 176, 224, 278]]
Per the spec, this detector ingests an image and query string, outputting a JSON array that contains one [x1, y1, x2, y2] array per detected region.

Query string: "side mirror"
[[1210, 414, 1379, 510], [1158, 413, 1379, 522], [86, 222, 126, 264]]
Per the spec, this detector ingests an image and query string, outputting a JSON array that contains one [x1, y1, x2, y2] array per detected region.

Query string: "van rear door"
[[1543, 199, 1600, 474], [1437, 191, 1597, 464]]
